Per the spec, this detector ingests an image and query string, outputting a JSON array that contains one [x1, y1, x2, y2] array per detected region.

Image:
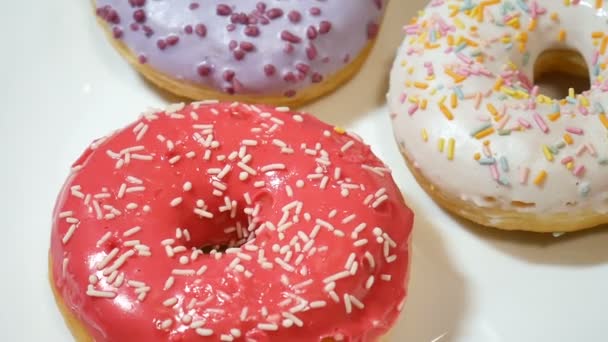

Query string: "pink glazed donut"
[[94, 1, 386, 106], [49, 101, 414, 341]]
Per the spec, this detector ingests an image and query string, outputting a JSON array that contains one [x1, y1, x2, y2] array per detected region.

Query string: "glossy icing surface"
[[95, 1, 385, 98], [389, 0, 608, 219], [50, 102, 413, 341]]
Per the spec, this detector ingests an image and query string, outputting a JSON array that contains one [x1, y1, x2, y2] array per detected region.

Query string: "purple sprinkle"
[[240, 42, 255, 52], [296, 63, 310, 75], [244, 25, 260, 37], [217, 4, 232, 16], [306, 44, 317, 60], [281, 30, 301, 43], [195, 24, 207, 37], [306, 26, 318, 40], [223, 70, 235, 82], [197, 64, 212, 77], [189, 2, 200, 10], [112, 27, 123, 38], [367, 22, 379, 39], [138, 55, 147, 64], [309, 7, 321, 16], [132, 9, 146, 23], [283, 72, 296, 83], [129, 0, 146, 6], [264, 64, 276, 76], [166, 35, 179, 46], [233, 50, 245, 60], [319, 21, 332, 34], [288, 10, 302, 23], [228, 40, 238, 50], [156, 39, 167, 50], [184, 25, 193, 34], [312, 73, 323, 83], [266, 8, 284, 19]]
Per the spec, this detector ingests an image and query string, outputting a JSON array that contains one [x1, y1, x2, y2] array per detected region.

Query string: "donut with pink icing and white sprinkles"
[[49, 101, 413, 341]]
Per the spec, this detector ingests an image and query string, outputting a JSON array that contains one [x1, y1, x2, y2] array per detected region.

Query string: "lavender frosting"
[[96, 0, 386, 98]]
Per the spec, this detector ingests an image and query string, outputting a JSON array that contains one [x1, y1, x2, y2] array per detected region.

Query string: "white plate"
[[2, 1, 608, 341]]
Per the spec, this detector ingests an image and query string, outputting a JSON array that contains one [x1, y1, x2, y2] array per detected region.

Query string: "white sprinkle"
[[220, 334, 234, 342], [257, 323, 279, 331], [254, 181, 265, 188], [238, 139, 257, 148], [62, 224, 77, 244], [340, 140, 355, 152], [126, 203, 138, 210], [195, 328, 214, 337], [350, 295, 365, 309], [135, 124, 148, 141], [274, 258, 295, 272], [172, 269, 195, 276], [194, 208, 214, 218], [237, 162, 257, 175], [366, 275, 375, 289], [86, 288, 117, 298], [161, 238, 175, 246], [163, 297, 178, 307], [126, 280, 145, 288], [196, 265, 208, 275], [349, 261, 358, 275], [62, 258, 69, 278], [275, 106, 290, 112], [170, 197, 183, 207], [292, 114, 303, 122], [92, 200, 103, 220], [217, 165, 232, 179], [261, 163, 286, 172], [123, 240, 140, 247], [364, 251, 375, 268], [125, 186, 145, 193], [160, 319, 173, 330], [96, 232, 112, 247], [334, 167, 342, 180], [183, 182, 193, 191], [320, 176, 329, 189], [96, 248, 119, 270], [323, 270, 351, 283], [354, 239, 368, 247], [351, 223, 367, 239], [381, 274, 392, 281], [168, 155, 181, 164], [345, 253, 356, 270], [282, 312, 304, 327], [293, 279, 313, 289], [240, 307, 249, 321], [386, 255, 397, 263], [344, 293, 353, 313], [58, 211, 73, 218], [372, 195, 389, 208], [341, 214, 356, 224], [230, 328, 241, 337]]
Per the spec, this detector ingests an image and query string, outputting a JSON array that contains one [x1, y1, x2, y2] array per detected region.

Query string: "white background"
[[2, 1, 608, 341]]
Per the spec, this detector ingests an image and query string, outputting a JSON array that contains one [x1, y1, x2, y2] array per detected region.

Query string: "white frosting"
[[388, 0, 608, 217]]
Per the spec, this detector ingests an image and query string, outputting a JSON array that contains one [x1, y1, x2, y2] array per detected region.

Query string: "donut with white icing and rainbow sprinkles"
[[389, 0, 608, 232], [94, 1, 386, 106]]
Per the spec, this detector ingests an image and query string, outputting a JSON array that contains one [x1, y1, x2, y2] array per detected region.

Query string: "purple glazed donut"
[[95, 1, 387, 105]]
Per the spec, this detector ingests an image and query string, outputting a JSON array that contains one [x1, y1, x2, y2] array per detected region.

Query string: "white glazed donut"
[[388, 0, 608, 232]]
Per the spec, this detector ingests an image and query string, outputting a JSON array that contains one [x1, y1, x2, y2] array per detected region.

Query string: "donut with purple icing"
[[95, 1, 387, 106]]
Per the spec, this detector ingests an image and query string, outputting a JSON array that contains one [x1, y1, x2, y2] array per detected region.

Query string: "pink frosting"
[[95, 1, 385, 98], [50, 102, 413, 341]]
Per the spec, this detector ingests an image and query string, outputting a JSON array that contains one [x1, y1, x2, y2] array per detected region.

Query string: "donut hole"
[[181, 204, 257, 255], [533, 49, 590, 99]]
